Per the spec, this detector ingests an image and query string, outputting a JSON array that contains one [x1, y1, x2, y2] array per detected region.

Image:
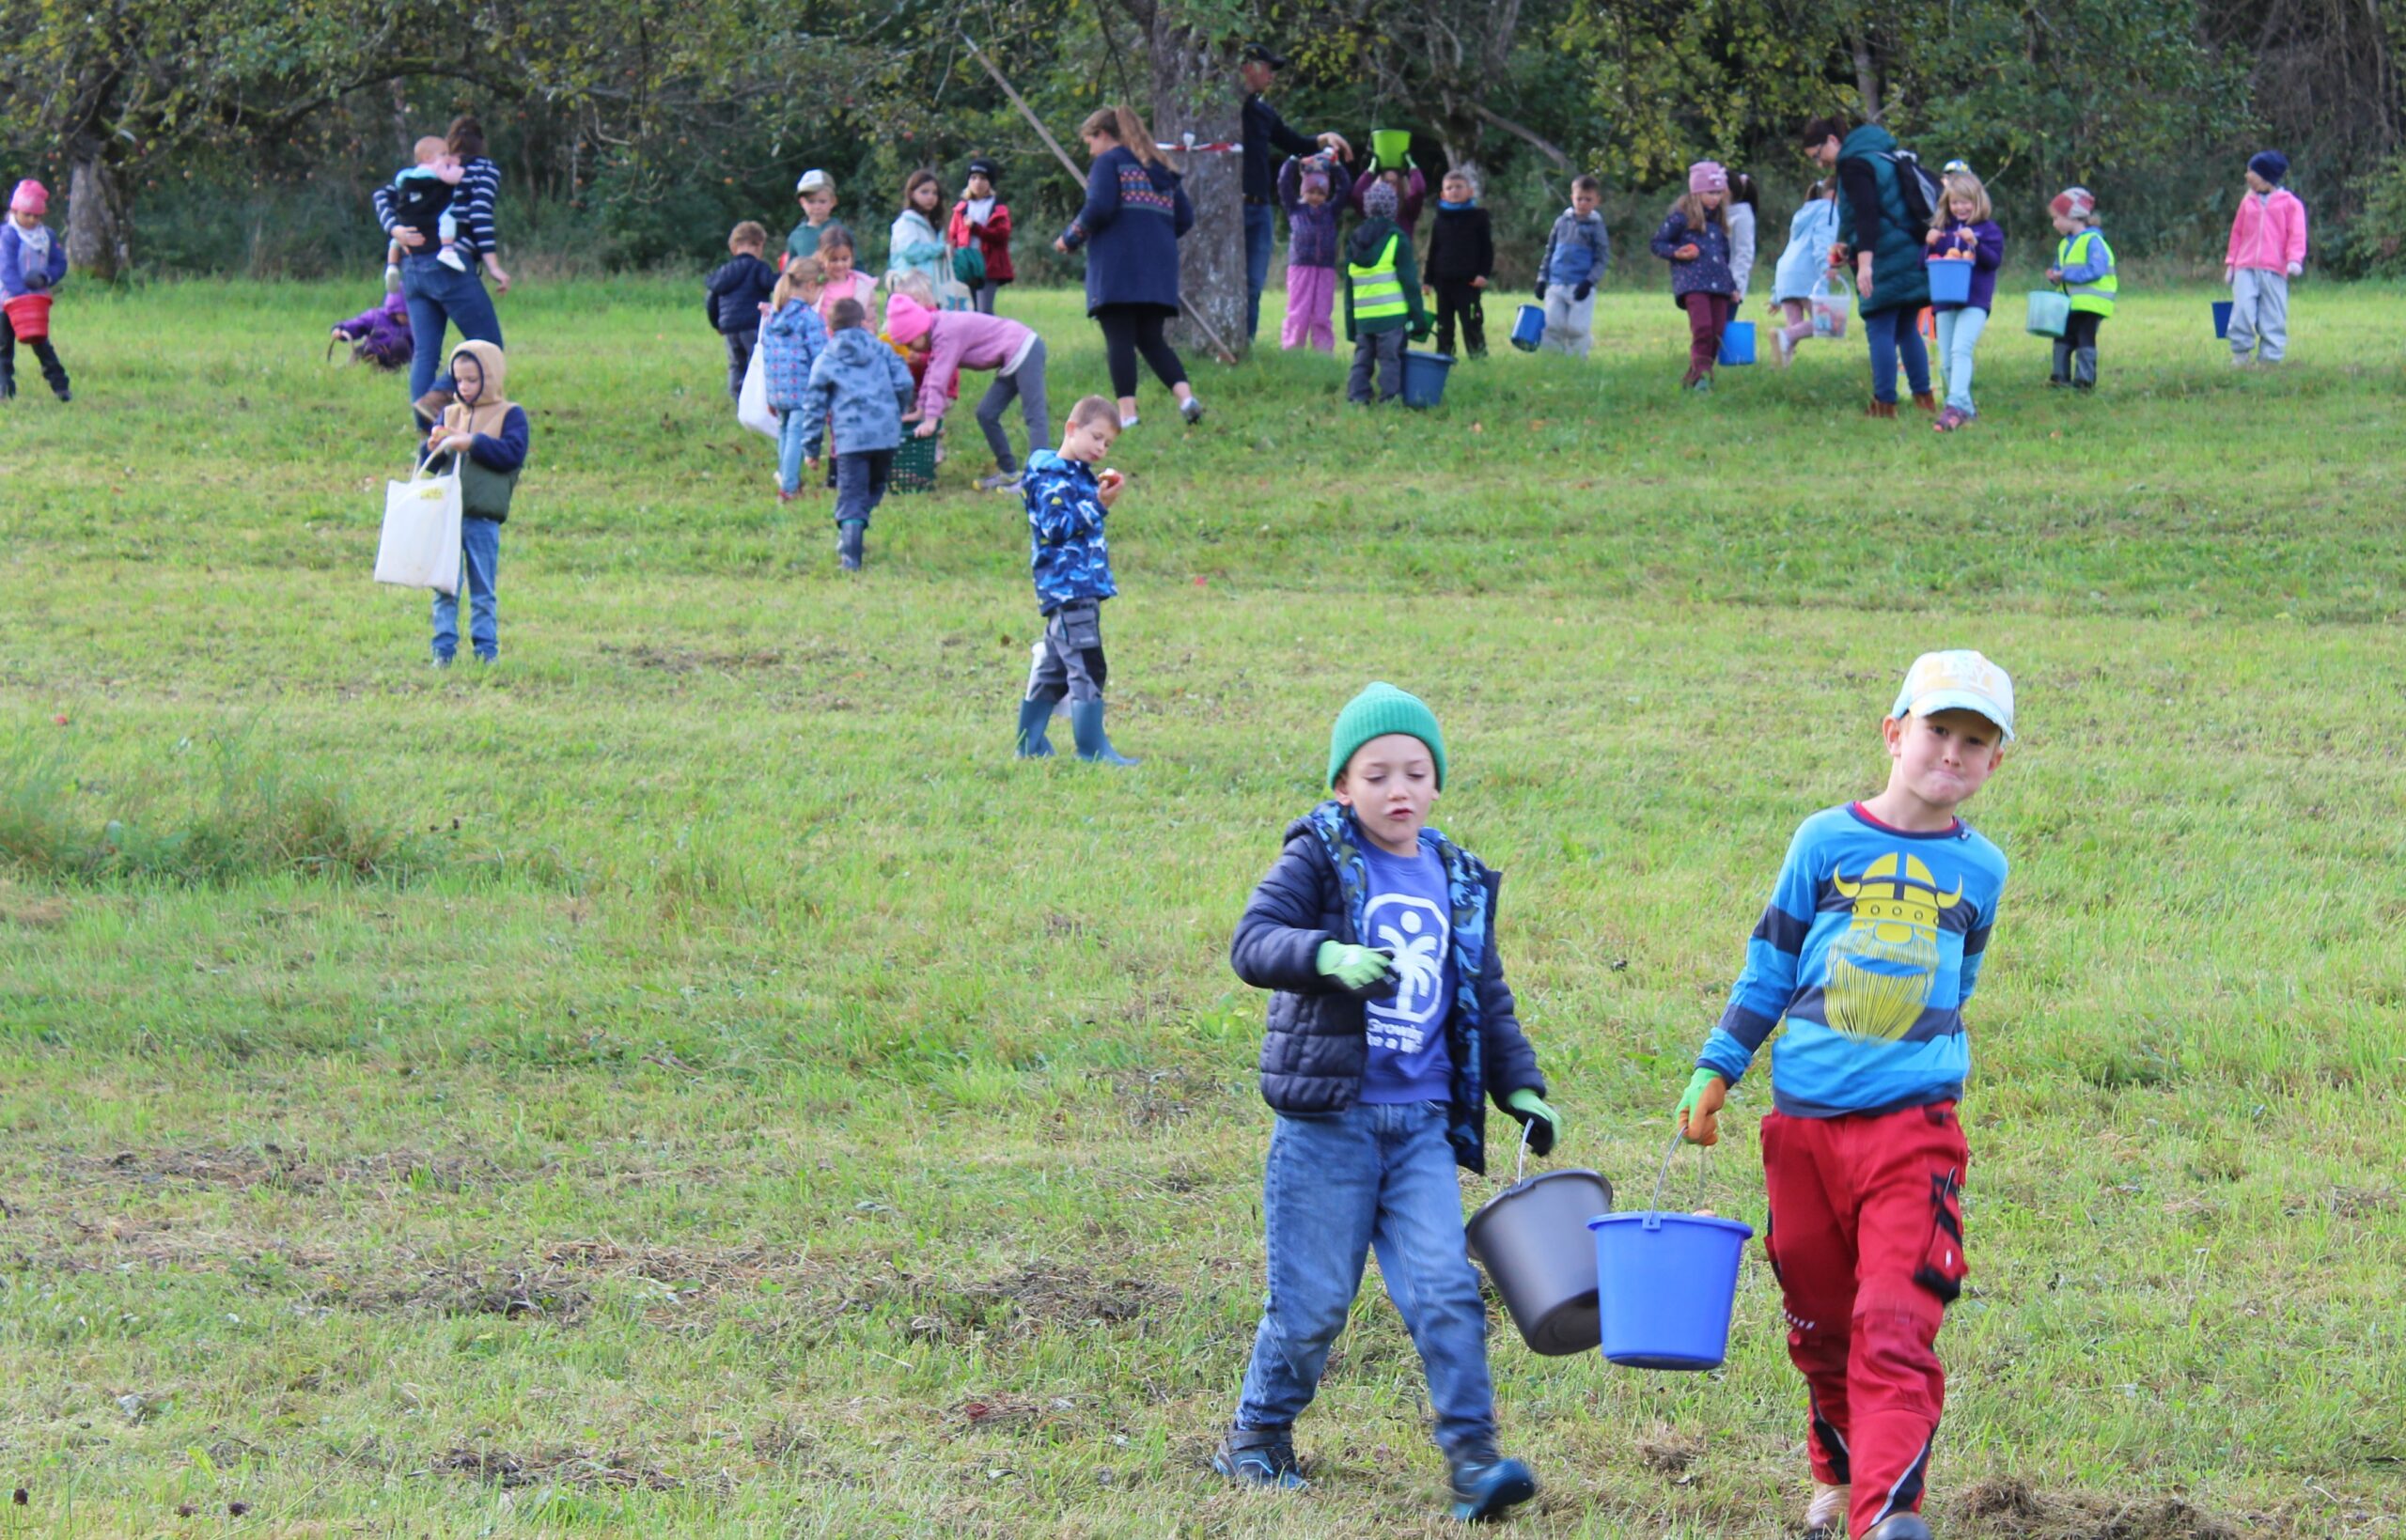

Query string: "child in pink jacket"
[[2225, 151, 2306, 366], [884, 293, 1052, 492]]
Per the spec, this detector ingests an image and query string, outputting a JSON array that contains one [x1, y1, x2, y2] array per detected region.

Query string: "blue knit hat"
[[1363, 180, 1398, 220], [1329, 683, 1445, 789], [2249, 150, 2289, 186]]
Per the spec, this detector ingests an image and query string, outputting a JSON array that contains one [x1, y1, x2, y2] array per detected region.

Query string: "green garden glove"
[[1676, 1067, 1728, 1146], [1315, 940, 1398, 992], [1505, 1088, 1562, 1157]]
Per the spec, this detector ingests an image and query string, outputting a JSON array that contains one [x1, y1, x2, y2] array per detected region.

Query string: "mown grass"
[[0, 276, 2401, 1538]]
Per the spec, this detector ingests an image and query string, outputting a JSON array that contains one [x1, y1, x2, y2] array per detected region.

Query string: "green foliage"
[[2338, 151, 2406, 276]]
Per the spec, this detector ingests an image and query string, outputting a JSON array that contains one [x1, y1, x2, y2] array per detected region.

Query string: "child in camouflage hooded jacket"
[[1015, 395, 1136, 767]]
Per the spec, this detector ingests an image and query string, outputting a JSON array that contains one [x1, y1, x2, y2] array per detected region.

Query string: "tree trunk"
[[1147, 13, 1244, 360], [65, 141, 131, 281], [1851, 26, 1884, 122]]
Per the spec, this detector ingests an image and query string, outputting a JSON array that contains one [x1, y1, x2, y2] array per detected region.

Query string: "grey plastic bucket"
[[1463, 1124, 1615, 1356]]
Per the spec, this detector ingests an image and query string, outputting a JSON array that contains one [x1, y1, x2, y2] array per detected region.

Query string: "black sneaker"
[[1447, 1445, 1537, 1522], [1211, 1427, 1306, 1491], [1866, 1515, 1934, 1540]]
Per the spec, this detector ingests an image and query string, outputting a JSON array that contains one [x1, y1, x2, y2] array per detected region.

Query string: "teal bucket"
[[1717, 320, 1756, 366], [1588, 1133, 1753, 1371], [1927, 258, 1973, 306], [2026, 290, 2070, 337], [1401, 350, 1455, 409], [2213, 300, 2234, 338]]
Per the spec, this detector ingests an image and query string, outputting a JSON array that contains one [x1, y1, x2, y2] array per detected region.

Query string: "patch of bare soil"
[[1955, 1477, 2246, 1540], [425, 1447, 680, 1490], [891, 1262, 1176, 1344]]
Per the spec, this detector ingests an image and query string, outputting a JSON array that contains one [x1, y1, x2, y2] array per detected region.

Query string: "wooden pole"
[[961, 32, 1241, 366]]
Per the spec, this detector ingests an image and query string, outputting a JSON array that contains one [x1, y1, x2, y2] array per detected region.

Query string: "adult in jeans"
[[1238, 45, 1351, 345], [1804, 115, 1932, 418], [376, 115, 514, 425], [1055, 105, 1204, 429]]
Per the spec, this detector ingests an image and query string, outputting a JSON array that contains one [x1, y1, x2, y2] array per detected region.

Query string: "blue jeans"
[[1864, 306, 1931, 405], [1934, 306, 1989, 414], [1243, 203, 1275, 343], [431, 517, 500, 662], [776, 410, 812, 494], [1233, 1100, 1498, 1456], [401, 255, 504, 415], [835, 448, 895, 529]]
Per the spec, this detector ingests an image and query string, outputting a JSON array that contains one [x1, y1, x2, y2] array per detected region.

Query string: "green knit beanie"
[[1327, 682, 1447, 790]]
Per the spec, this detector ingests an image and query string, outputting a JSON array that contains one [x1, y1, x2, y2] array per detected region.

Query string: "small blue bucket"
[[1510, 303, 1546, 352], [2026, 290, 2070, 337], [1717, 320, 1756, 366], [1927, 259, 1973, 306], [1401, 350, 1455, 409], [2213, 300, 2234, 339], [1587, 1132, 1753, 1371]]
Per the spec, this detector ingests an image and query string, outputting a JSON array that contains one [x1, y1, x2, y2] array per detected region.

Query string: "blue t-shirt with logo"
[[1357, 838, 1458, 1103]]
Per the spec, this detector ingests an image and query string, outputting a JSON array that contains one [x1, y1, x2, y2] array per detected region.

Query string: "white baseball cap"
[[796, 169, 834, 194], [1890, 649, 2015, 740]]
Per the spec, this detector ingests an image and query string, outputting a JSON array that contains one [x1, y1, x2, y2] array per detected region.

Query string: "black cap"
[[1242, 43, 1288, 68], [967, 157, 999, 180]]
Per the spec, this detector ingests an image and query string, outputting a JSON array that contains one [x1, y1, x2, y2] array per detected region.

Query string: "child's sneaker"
[[975, 471, 1020, 493], [1211, 1428, 1306, 1491], [1118, 412, 1140, 430], [437, 245, 469, 273], [1931, 406, 1967, 432], [1776, 329, 1796, 366], [1865, 1516, 1934, 1540], [1179, 395, 1204, 425], [1804, 1483, 1850, 1534], [383, 263, 402, 293], [1446, 1446, 1537, 1522]]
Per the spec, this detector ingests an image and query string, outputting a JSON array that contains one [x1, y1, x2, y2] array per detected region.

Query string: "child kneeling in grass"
[[421, 341, 528, 666], [1215, 683, 1560, 1523], [1677, 650, 2015, 1540]]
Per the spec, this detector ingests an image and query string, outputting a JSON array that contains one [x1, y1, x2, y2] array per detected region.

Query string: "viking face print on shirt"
[[1825, 850, 1962, 1042], [1364, 890, 1450, 1052]]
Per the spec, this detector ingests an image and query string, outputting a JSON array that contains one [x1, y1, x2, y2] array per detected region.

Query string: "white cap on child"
[[1890, 650, 2015, 740]]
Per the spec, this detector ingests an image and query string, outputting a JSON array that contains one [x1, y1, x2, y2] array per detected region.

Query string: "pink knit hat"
[[8, 179, 46, 216], [1687, 162, 1728, 194], [883, 292, 932, 346]]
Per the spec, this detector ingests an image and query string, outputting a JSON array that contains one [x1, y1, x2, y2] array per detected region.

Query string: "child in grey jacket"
[[1536, 175, 1611, 357], [797, 297, 915, 570]]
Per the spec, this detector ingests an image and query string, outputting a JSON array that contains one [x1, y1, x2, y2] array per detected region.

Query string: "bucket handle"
[[1643, 1128, 1711, 1231]]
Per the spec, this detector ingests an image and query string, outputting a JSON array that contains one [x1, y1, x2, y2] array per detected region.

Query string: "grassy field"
[[2, 273, 2403, 1539]]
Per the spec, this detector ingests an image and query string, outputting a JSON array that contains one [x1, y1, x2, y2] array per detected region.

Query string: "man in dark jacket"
[[1804, 115, 1936, 416], [706, 221, 779, 401], [1214, 682, 1558, 1523], [1239, 44, 1351, 345]]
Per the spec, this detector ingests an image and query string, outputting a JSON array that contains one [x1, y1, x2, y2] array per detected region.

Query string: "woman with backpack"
[[1803, 115, 1936, 418]]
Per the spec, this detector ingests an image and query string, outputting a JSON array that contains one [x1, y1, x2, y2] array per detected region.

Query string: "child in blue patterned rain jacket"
[[795, 296, 914, 570], [1211, 681, 1561, 1525], [1014, 396, 1134, 765], [759, 256, 828, 503]]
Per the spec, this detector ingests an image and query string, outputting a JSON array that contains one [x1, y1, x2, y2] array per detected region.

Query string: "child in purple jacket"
[[1923, 169, 2005, 432], [331, 290, 416, 371], [1650, 163, 1737, 393], [2, 179, 70, 402], [1278, 154, 1353, 352]]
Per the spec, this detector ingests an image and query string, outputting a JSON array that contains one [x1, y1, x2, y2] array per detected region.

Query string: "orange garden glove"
[[1676, 1068, 1727, 1145]]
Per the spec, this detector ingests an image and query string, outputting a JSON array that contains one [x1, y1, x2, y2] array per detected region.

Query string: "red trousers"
[[1761, 1102, 1969, 1540], [1681, 291, 1732, 381]]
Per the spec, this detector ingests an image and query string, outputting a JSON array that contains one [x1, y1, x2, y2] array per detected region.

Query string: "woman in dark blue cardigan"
[[1054, 105, 1203, 428]]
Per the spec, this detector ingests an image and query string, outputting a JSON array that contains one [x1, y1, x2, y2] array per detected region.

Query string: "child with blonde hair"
[[1922, 171, 2004, 432], [760, 256, 830, 502], [1649, 163, 1737, 392], [1769, 179, 1841, 365]]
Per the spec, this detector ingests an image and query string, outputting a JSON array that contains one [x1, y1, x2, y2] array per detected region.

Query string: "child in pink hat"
[[1648, 162, 1737, 391], [883, 292, 1055, 492], [2, 179, 71, 401]]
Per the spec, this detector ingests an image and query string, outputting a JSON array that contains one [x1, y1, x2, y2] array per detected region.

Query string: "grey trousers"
[[2229, 268, 2289, 362], [976, 336, 1051, 474], [1348, 328, 1406, 403], [724, 327, 758, 401], [1025, 599, 1106, 705]]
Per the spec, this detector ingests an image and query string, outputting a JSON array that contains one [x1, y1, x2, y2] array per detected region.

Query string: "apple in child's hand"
[[1097, 469, 1125, 495]]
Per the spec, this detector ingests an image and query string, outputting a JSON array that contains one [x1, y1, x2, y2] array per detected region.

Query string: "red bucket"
[[3, 293, 52, 341]]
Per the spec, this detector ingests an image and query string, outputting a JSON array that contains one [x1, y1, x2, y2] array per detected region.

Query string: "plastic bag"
[[375, 458, 463, 595]]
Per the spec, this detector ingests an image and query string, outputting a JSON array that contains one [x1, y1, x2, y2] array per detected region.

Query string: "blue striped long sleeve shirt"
[[1696, 803, 2008, 1117]]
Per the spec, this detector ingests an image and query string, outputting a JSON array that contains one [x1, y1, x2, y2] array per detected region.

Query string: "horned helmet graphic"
[[1825, 852, 1962, 1043]]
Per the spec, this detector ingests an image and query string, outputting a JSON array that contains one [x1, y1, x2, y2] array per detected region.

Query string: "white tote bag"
[[737, 340, 779, 439], [375, 456, 464, 596]]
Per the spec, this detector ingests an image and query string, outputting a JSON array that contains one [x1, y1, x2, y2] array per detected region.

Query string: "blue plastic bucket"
[[1717, 320, 1756, 366], [1927, 259, 1973, 306], [2213, 300, 2234, 338], [1587, 1133, 1754, 1371], [1401, 350, 1455, 409], [1510, 303, 1545, 352]]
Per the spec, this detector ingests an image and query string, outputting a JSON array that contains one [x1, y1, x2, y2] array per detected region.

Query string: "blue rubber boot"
[[1211, 1427, 1306, 1491], [1015, 697, 1056, 759], [1069, 701, 1137, 766], [1447, 1447, 1536, 1522]]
